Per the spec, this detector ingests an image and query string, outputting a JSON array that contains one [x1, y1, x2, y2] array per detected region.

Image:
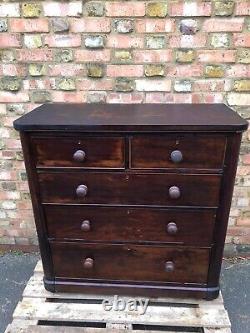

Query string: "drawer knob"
[[83, 257, 94, 269], [73, 150, 86, 162], [170, 150, 183, 163], [76, 184, 88, 198], [169, 186, 181, 199], [165, 261, 175, 272], [81, 220, 91, 232], [167, 222, 178, 235]]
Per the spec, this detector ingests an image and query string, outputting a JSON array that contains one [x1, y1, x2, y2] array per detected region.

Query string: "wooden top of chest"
[[14, 103, 248, 132]]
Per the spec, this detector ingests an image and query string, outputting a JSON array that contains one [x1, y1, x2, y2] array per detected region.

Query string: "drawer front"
[[51, 242, 210, 284], [130, 134, 226, 169], [31, 136, 125, 168], [45, 206, 216, 246], [39, 172, 221, 207]]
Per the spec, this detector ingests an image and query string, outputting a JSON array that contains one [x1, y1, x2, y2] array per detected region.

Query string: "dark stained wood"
[[13, 103, 248, 132], [130, 134, 226, 169], [14, 103, 248, 299], [31, 136, 125, 168], [45, 205, 216, 246], [50, 242, 210, 284], [38, 172, 221, 207]]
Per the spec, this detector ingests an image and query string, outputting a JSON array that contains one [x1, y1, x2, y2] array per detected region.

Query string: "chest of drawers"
[[14, 103, 248, 300]]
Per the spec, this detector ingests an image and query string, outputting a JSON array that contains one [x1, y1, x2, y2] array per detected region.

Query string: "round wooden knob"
[[165, 261, 175, 272], [73, 150, 86, 162], [167, 222, 178, 235], [170, 150, 183, 163], [76, 184, 88, 198], [81, 220, 91, 232], [83, 257, 94, 269], [169, 186, 181, 199]]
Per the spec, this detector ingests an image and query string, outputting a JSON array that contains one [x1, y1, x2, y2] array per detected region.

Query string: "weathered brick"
[[87, 64, 104, 78], [169, 1, 211, 17], [0, 92, 29, 103], [22, 3, 41, 18], [107, 35, 144, 48], [169, 34, 206, 48], [144, 64, 165, 77], [49, 64, 86, 76], [203, 18, 244, 32], [179, 19, 199, 35], [113, 50, 132, 63], [51, 18, 69, 33], [57, 78, 76, 91], [24, 35, 42, 49], [16, 49, 53, 62], [134, 50, 172, 63], [44, 34, 81, 48], [107, 92, 144, 104], [146, 36, 165, 49], [9, 19, 49, 33], [70, 18, 111, 33], [136, 19, 174, 33], [205, 65, 225, 78], [0, 34, 21, 48], [43, 2, 82, 17], [197, 50, 236, 63], [146, 3, 167, 18], [0, 20, 8, 32], [237, 49, 250, 64], [0, 64, 26, 77], [85, 35, 105, 49], [0, 3, 20, 17], [54, 49, 73, 63], [167, 65, 203, 77], [75, 50, 110, 62], [174, 80, 192, 92], [52, 91, 86, 103], [106, 2, 145, 17], [234, 33, 250, 47], [227, 93, 250, 106], [214, 1, 235, 16], [135, 79, 171, 91], [210, 33, 230, 48], [235, 1, 250, 16], [0, 77, 21, 91], [115, 78, 135, 92], [234, 80, 250, 92], [32, 91, 51, 103], [28, 64, 46, 76], [77, 79, 113, 91], [176, 49, 195, 63], [0, 50, 15, 63], [87, 92, 106, 103], [114, 19, 134, 33], [85, 2, 104, 17], [107, 65, 143, 77]]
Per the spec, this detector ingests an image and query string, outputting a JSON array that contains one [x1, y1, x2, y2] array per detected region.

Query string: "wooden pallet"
[[5, 260, 232, 333]]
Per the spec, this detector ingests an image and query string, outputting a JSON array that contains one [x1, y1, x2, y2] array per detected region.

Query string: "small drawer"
[[31, 136, 125, 168], [45, 206, 216, 246], [38, 172, 221, 207], [130, 134, 226, 170], [51, 242, 210, 284]]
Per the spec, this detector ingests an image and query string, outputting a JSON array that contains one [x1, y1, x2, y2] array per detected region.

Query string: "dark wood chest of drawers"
[[14, 103, 248, 300]]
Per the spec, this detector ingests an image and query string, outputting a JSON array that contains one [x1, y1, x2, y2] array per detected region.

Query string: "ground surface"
[[0, 253, 249, 333]]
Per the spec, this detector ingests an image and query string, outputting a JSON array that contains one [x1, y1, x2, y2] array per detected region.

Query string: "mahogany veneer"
[[14, 103, 248, 299]]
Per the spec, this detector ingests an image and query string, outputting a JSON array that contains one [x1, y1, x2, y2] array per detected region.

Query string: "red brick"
[[169, 1, 211, 17], [203, 18, 244, 32], [167, 65, 203, 77], [43, 1, 82, 17], [75, 50, 111, 62], [236, 218, 250, 226], [234, 33, 250, 47], [0, 64, 27, 77], [0, 34, 21, 48], [51, 91, 86, 103], [44, 34, 81, 48], [0, 92, 29, 103], [23, 79, 55, 90], [16, 49, 53, 62], [226, 65, 250, 77], [9, 19, 49, 33], [243, 154, 250, 165], [107, 35, 144, 48], [106, 2, 145, 17], [145, 93, 173, 103], [48, 64, 86, 76], [136, 79, 171, 92], [70, 18, 111, 33], [134, 50, 172, 63], [235, 2, 250, 16], [107, 65, 143, 77], [107, 92, 144, 103], [5, 139, 22, 149], [77, 79, 113, 91], [136, 19, 175, 33], [193, 80, 226, 92], [197, 50, 236, 63], [203, 93, 224, 103], [169, 34, 206, 48]]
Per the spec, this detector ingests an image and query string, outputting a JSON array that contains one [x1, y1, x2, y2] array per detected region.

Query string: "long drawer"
[[45, 206, 216, 246], [51, 242, 210, 284], [31, 136, 125, 168], [38, 172, 221, 207], [130, 134, 226, 170]]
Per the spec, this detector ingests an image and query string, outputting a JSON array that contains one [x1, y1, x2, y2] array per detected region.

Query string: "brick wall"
[[0, 1, 249, 250]]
